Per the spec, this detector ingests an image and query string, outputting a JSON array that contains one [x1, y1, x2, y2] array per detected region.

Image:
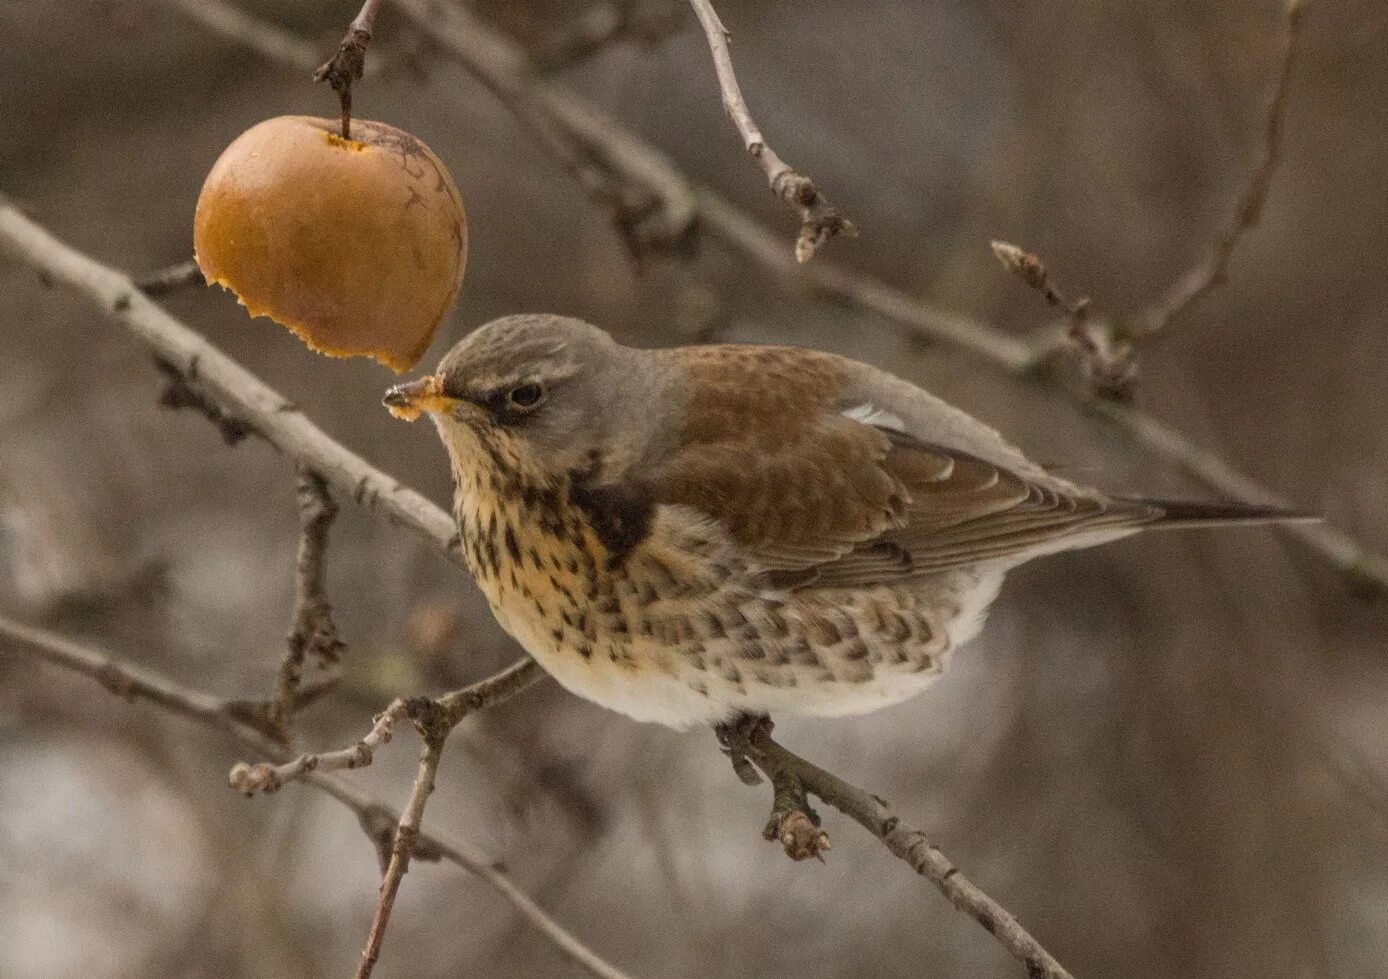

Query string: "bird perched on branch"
[[385, 314, 1310, 729]]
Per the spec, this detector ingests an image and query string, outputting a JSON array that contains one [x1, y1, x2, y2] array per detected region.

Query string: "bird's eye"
[[507, 383, 544, 410]]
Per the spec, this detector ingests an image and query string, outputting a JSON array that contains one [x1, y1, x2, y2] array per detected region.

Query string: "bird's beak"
[[382, 375, 454, 422]]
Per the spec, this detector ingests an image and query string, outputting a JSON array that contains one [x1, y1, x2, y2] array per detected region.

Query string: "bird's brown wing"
[[649, 345, 1158, 587]]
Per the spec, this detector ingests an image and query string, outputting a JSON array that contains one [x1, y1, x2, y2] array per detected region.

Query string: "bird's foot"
[[714, 714, 832, 861], [714, 712, 770, 786]]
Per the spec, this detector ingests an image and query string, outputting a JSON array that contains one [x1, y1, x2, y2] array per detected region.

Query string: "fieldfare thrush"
[[385, 315, 1309, 728]]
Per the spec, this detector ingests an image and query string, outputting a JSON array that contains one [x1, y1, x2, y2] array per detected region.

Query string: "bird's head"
[[384, 314, 658, 484]]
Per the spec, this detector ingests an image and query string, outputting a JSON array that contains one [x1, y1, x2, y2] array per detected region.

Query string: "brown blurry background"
[[2, 1, 1387, 977]]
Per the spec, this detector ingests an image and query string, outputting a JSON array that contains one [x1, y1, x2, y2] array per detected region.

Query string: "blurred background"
[[2, 1, 1386, 976]]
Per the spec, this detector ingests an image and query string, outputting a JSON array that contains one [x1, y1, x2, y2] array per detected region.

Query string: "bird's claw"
[[714, 713, 772, 786]]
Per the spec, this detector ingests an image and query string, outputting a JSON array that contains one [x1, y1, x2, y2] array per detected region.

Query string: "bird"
[[384, 314, 1311, 731]]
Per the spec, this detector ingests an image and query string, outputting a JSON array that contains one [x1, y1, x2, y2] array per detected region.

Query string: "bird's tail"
[[1126, 497, 1320, 531]]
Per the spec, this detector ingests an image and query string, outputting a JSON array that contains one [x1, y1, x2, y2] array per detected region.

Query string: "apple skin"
[[194, 116, 468, 372]]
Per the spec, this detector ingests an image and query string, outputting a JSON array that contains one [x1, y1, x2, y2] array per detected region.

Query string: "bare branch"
[[230, 699, 407, 794], [269, 469, 343, 740], [686, 0, 853, 261], [0, 614, 628, 979], [153, 356, 253, 446], [0, 201, 467, 567], [315, 0, 387, 139], [718, 717, 1074, 979], [230, 653, 543, 972], [991, 241, 1136, 401], [1132, 0, 1308, 339], [230, 660, 543, 795], [356, 701, 445, 979], [133, 258, 203, 297]]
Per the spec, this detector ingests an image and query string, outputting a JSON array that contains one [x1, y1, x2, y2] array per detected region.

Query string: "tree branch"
[[991, 240, 1136, 401], [231, 649, 541, 975], [390, 0, 699, 260], [0, 614, 627, 979], [230, 659, 543, 795], [0, 201, 468, 568], [1132, 0, 1308, 340], [355, 700, 445, 979], [686, 0, 853, 261], [718, 716, 1074, 979], [269, 469, 343, 740]]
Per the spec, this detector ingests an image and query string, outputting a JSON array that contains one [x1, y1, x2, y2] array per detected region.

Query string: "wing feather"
[[648, 345, 1158, 588]]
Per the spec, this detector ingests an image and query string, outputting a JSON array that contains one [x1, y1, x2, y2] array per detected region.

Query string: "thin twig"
[[991, 241, 1136, 401], [269, 469, 343, 740], [1132, 0, 1308, 339], [231, 660, 543, 795], [153, 356, 253, 446], [719, 717, 1074, 979], [315, 0, 387, 138], [133, 258, 203, 297], [230, 699, 409, 794], [686, 0, 853, 262], [0, 614, 627, 979], [232, 651, 542, 972], [355, 701, 445, 979]]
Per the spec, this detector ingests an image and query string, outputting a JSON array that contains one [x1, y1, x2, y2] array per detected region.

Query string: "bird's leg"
[[714, 714, 832, 861], [713, 711, 766, 786]]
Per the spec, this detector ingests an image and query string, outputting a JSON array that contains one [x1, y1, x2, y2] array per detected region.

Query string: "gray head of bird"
[[383, 314, 667, 483]]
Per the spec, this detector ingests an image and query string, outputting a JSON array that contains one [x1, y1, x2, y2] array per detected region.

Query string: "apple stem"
[[315, 0, 384, 139]]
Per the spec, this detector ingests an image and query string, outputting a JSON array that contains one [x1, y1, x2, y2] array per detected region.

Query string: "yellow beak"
[[382, 375, 454, 421]]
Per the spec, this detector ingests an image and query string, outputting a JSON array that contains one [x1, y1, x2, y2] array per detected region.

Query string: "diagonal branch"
[[0, 614, 625, 979], [0, 201, 467, 567], [686, 0, 853, 262], [718, 716, 1074, 979], [1131, 0, 1308, 340]]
